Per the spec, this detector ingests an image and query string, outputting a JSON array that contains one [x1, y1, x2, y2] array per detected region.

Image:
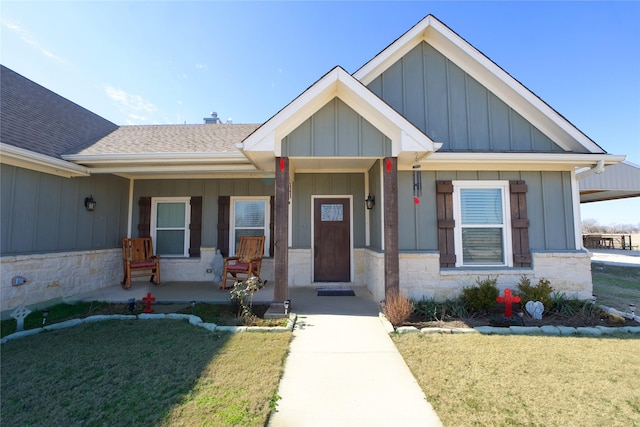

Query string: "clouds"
[[1, 19, 64, 62], [104, 86, 158, 124]]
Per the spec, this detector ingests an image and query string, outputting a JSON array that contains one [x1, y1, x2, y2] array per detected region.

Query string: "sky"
[[1, 1, 639, 227]]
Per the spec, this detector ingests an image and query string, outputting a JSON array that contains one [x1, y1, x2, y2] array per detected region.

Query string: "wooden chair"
[[121, 237, 161, 289], [221, 236, 265, 289]]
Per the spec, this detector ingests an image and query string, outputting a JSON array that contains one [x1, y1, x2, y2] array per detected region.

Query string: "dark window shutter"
[[138, 197, 151, 238], [269, 195, 275, 257], [509, 180, 531, 267], [189, 196, 202, 257], [217, 196, 230, 257], [436, 181, 456, 267]]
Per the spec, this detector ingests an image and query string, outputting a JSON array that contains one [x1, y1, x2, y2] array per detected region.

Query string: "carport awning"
[[580, 161, 640, 203]]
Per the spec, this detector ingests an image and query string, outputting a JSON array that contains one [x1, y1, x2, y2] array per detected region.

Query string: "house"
[[1, 15, 626, 317]]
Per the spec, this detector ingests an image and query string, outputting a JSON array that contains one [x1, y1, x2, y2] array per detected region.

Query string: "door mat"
[[316, 285, 356, 296]]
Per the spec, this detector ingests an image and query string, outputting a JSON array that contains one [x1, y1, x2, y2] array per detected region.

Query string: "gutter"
[[576, 159, 605, 180], [0, 143, 90, 177]]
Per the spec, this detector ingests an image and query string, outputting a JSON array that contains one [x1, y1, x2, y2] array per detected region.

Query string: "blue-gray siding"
[[0, 164, 129, 255], [367, 161, 382, 250], [282, 98, 392, 157], [290, 173, 366, 248], [133, 178, 275, 248], [367, 42, 576, 153], [393, 170, 576, 252]]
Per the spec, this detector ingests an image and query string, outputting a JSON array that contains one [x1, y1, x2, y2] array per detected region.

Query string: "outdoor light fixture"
[[42, 310, 49, 326], [284, 299, 291, 315], [191, 300, 196, 315], [127, 298, 136, 314], [84, 195, 96, 211], [592, 294, 598, 304], [365, 194, 375, 210], [630, 304, 636, 316]]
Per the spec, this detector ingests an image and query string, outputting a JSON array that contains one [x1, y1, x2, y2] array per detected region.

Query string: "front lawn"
[[394, 333, 640, 426], [1, 320, 291, 426]]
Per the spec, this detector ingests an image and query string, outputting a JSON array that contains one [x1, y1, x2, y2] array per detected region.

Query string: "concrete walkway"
[[268, 286, 442, 427]]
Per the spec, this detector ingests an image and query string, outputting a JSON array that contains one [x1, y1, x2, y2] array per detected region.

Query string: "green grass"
[[394, 334, 640, 426], [592, 263, 640, 312], [1, 320, 291, 426]]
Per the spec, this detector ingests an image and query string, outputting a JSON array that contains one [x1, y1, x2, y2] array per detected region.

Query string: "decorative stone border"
[[379, 313, 640, 337], [1, 312, 297, 345]]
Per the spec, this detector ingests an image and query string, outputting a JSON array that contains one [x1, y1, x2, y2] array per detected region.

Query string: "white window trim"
[[150, 197, 191, 257], [230, 196, 271, 256], [452, 181, 513, 267]]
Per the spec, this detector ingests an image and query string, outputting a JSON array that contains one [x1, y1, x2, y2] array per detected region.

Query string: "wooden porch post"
[[270, 156, 289, 314], [383, 157, 399, 297]]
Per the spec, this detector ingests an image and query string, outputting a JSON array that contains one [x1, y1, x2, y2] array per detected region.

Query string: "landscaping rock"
[[475, 326, 511, 335], [44, 319, 84, 331], [395, 326, 419, 334], [557, 326, 577, 336], [421, 327, 451, 334], [624, 326, 640, 334], [1, 328, 43, 344], [195, 322, 217, 332], [138, 313, 166, 320], [215, 326, 248, 333], [540, 326, 561, 336], [451, 328, 478, 334], [188, 315, 204, 325], [509, 326, 541, 335], [576, 327, 602, 337], [166, 313, 195, 321], [596, 326, 625, 335]]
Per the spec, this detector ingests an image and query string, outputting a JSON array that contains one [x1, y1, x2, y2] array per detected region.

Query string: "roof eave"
[[1, 143, 90, 177]]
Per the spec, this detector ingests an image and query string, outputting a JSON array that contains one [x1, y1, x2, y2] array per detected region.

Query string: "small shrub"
[[383, 290, 413, 327], [516, 276, 554, 312], [552, 293, 600, 318], [460, 276, 499, 313], [413, 298, 468, 321]]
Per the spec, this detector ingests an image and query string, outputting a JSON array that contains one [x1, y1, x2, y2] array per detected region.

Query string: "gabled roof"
[[241, 66, 440, 171], [353, 15, 606, 155]]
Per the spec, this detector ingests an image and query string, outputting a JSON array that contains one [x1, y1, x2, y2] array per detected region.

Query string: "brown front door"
[[314, 198, 350, 282]]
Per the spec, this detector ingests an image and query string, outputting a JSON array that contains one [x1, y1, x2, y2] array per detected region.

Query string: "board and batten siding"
[[282, 97, 392, 158], [367, 160, 383, 250], [290, 173, 366, 249], [132, 178, 275, 251], [0, 164, 129, 255], [396, 170, 576, 252], [367, 41, 577, 153]]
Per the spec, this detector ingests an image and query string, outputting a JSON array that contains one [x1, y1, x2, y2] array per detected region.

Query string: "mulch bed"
[[404, 308, 640, 330]]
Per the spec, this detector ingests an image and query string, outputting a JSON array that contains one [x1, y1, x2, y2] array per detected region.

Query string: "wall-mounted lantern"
[[365, 194, 375, 210], [84, 195, 96, 211]]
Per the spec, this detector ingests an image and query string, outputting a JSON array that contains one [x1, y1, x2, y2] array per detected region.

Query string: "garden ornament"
[[11, 304, 31, 332], [211, 249, 224, 284], [525, 301, 544, 320], [496, 288, 520, 319], [142, 292, 155, 313]]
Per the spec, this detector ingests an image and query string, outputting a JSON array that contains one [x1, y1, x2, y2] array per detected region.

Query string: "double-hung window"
[[151, 197, 191, 257], [453, 181, 512, 267], [230, 197, 269, 256]]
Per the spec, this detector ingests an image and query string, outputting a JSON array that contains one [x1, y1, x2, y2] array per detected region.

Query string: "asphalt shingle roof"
[[0, 65, 119, 159], [71, 123, 261, 156]]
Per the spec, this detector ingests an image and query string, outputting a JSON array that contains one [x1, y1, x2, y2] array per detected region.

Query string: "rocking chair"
[[221, 236, 265, 289], [121, 237, 161, 289]]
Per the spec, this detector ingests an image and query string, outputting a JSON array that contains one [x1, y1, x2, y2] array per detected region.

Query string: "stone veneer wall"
[[1, 249, 121, 316], [1, 247, 276, 318], [365, 250, 593, 302]]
